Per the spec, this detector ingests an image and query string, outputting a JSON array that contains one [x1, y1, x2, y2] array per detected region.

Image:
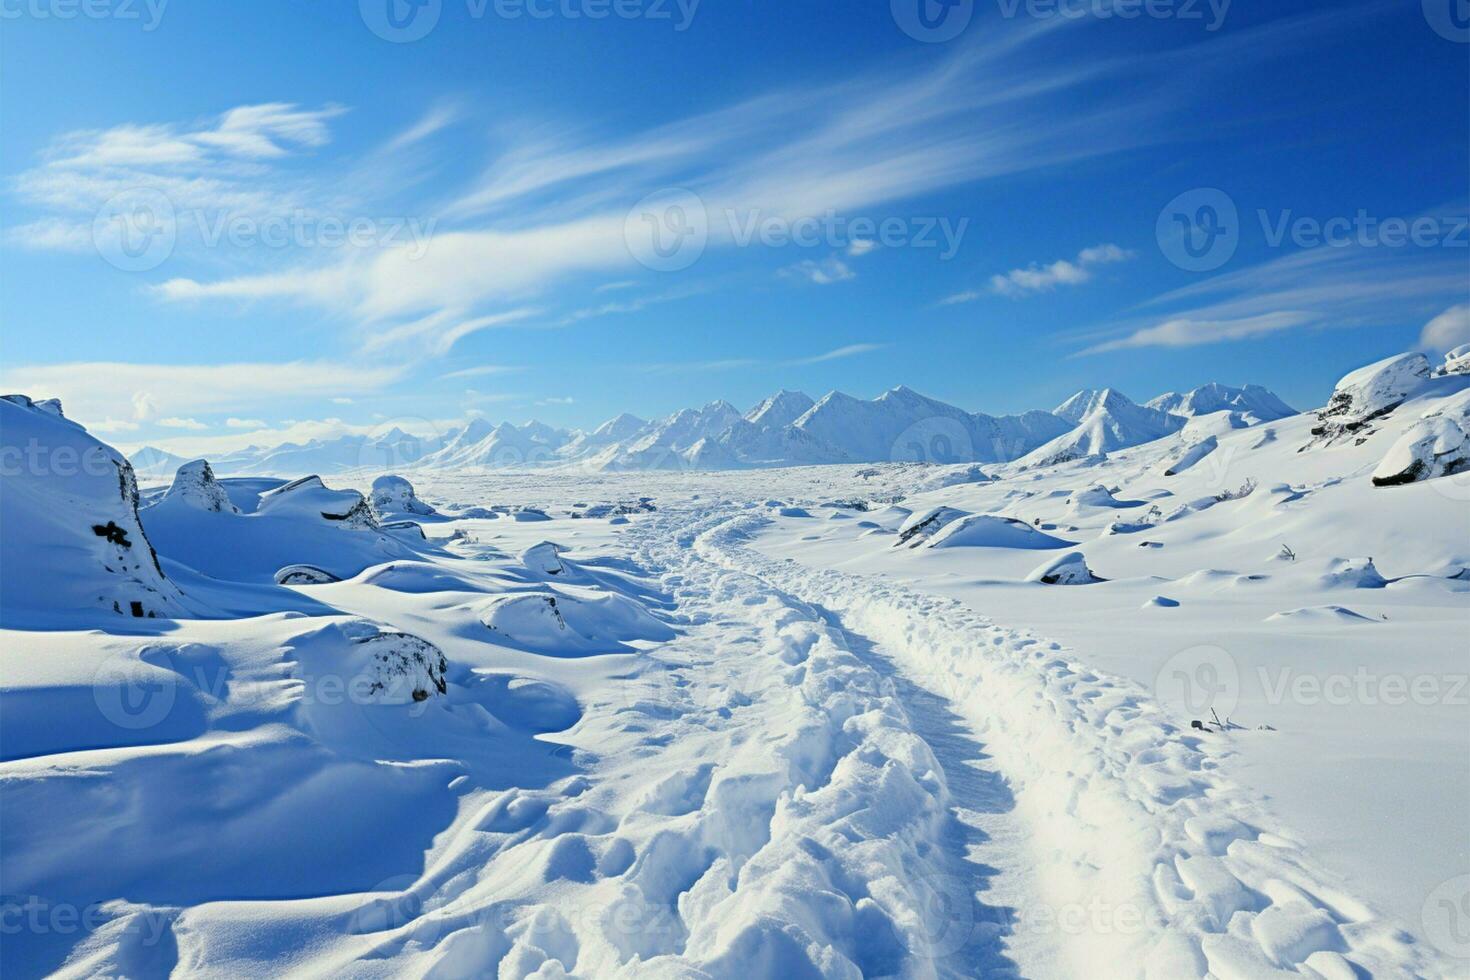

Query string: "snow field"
[[696, 512, 1450, 978]]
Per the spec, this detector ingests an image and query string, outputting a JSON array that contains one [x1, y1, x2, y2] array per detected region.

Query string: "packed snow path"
[[20, 501, 1451, 978], [689, 508, 1448, 978]]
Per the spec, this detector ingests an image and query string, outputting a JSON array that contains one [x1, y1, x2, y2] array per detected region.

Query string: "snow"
[[131, 379, 1307, 475], [4, 350, 1467, 978], [371, 474, 438, 517], [1024, 550, 1101, 584], [1372, 398, 1470, 486], [1317, 351, 1432, 427], [1146, 382, 1297, 423]]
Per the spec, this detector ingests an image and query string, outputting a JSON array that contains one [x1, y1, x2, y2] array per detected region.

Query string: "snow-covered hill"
[[128, 379, 1298, 477]]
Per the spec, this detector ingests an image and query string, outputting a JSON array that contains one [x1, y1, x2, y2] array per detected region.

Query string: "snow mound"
[[1315, 352, 1431, 433], [0, 394, 186, 625], [1067, 484, 1136, 511], [927, 514, 1074, 550], [521, 541, 569, 576], [1319, 557, 1388, 589], [1372, 402, 1470, 487], [1144, 595, 1181, 608], [895, 506, 969, 548], [142, 474, 416, 585], [163, 459, 238, 513], [274, 564, 342, 585], [1162, 436, 1219, 476], [1026, 551, 1102, 585], [341, 622, 449, 702], [475, 588, 671, 655], [258, 476, 380, 530], [1266, 605, 1378, 625], [370, 474, 437, 517]]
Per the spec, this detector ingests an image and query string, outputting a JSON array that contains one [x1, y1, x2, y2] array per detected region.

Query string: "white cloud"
[[537, 396, 576, 406], [0, 360, 405, 429], [158, 417, 209, 430], [938, 290, 983, 306], [1077, 240, 1469, 355], [847, 239, 877, 257], [133, 29, 1199, 329], [990, 243, 1135, 298], [439, 365, 523, 380], [90, 418, 140, 433], [782, 256, 856, 286], [1420, 304, 1470, 352], [1082, 312, 1314, 354], [786, 343, 886, 365], [225, 417, 268, 428]]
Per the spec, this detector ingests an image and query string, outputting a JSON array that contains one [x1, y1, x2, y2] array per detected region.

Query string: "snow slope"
[[7, 352, 1463, 978]]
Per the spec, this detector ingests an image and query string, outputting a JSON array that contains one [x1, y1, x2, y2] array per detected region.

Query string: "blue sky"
[[2, 0, 1467, 453]]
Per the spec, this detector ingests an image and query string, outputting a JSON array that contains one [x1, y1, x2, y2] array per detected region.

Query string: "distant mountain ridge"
[[128, 381, 1297, 478]]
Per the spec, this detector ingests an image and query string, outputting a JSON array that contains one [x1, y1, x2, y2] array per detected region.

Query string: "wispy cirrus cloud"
[[130, 23, 1217, 341], [0, 359, 406, 427], [1076, 232, 1469, 355]]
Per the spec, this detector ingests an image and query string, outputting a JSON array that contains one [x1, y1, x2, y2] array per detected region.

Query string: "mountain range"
[[128, 381, 1298, 479]]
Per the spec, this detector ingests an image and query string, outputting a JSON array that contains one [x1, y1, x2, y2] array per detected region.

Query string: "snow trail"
[[694, 509, 1449, 978]]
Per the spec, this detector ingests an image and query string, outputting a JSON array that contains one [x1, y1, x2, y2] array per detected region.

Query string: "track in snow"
[[692, 508, 1449, 978]]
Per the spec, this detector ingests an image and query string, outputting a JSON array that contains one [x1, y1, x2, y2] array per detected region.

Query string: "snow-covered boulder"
[[1067, 485, 1125, 510], [274, 564, 342, 585], [258, 476, 380, 530], [1372, 416, 1469, 487], [1319, 557, 1388, 589], [370, 475, 437, 517], [1316, 352, 1431, 430], [1162, 436, 1219, 477], [1438, 344, 1470, 377], [927, 515, 1073, 550], [478, 593, 571, 648], [521, 541, 569, 576], [163, 459, 238, 513], [0, 394, 186, 625], [340, 622, 448, 702], [1026, 551, 1102, 585], [895, 506, 969, 548]]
